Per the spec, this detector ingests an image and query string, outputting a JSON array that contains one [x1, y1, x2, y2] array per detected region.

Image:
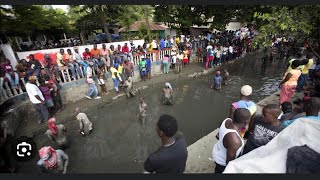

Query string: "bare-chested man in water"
[[223, 69, 230, 85]]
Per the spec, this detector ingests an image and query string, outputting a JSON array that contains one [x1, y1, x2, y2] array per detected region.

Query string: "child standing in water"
[[211, 71, 222, 91]]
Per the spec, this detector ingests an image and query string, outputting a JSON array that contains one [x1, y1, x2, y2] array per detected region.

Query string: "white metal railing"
[[0, 78, 27, 103]]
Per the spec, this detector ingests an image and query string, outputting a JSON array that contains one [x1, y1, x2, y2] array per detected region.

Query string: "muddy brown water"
[[15, 53, 287, 173]]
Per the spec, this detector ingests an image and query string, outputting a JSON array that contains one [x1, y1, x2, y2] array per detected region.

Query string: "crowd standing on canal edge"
[[1, 26, 320, 173]]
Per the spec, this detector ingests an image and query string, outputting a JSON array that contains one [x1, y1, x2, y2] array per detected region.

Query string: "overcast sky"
[[52, 5, 69, 12]]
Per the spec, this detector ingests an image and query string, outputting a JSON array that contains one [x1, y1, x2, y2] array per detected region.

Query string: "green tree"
[[153, 5, 236, 33], [250, 6, 320, 49], [78, 5, 124, 43], [1, 5, 72, 39]]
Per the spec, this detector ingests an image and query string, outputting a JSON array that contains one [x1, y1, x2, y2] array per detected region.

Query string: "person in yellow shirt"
[[56, 49, 68, 68], [176, 36, 180, 49], [118, 61, 125, 87], [296, 53, 314, 92], [285, 53, 305, 77], [110, 63, 122, 94], [148, 41, 153, 52]]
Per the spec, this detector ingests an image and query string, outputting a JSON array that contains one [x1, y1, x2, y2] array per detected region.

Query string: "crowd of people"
[[1, 26, 320, 173], [17, 38, 82, 52], [211, 44, 320, 173]]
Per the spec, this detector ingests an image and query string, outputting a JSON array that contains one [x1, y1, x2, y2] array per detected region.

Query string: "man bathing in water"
[[137, 97, 147, 127], [223, 69, 230, 85], [163, 82, 173, 105], [123, 77, 136, 98], [211, 71, 222, 91], [75, 107, 93, 136]]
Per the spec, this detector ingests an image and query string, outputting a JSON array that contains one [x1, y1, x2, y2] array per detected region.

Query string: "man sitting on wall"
[[15, 59, 31, 82], [56, 49, 69, 82], [90, 44, 102, 71], [100, 44, 110, 72], [66, 49, 82, 80], [73, 47, 88, 77]]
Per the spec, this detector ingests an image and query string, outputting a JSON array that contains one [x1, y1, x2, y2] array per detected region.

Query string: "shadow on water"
[[17, 53, 287, 173]]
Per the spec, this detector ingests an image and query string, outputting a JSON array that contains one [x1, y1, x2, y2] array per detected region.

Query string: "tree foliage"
[[153, 5, 236, 32], [75, 5, 125, 42], [1, 5, 71, 38], [250, 5, 320, 48]]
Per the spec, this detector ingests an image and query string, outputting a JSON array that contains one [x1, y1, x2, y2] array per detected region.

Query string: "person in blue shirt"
[[146, 55, 152, 79], [159, 38, 165, 50], [211, 71, 222, 91]]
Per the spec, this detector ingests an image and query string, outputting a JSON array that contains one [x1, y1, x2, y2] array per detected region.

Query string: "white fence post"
[[61, 69, 66, 83], [65, 68, 71, 82]]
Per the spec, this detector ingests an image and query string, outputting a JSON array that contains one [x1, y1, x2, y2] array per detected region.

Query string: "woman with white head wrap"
[[163, 82, 173, 105], [124, 77, 135, 98], [165, 82, 173, 90]]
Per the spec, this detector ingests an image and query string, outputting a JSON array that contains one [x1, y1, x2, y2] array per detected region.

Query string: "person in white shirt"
[[85, 62, 101, 100], [152, 40, 158, 50], [212, 108, 251, 173], [216, 47, 222, 65], [222, 45, 228, 63], [228, 45, 234, 61], [171, 48, 177, 70], [180, 35, 185, 50], [180, 35, 185, 43], [164, 38, 169, 48], [73, 47, 88, 77], [170, 37, 174, 47], [25, 76, 49, 124]]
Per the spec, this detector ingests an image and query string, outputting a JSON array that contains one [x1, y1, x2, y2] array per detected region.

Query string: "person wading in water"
[[163, 82, 173, 105], [137, 97, 147, 127], [37, 146, 69, 174], [45, 118, 69, 149], [123, 77, 136, 98], [223, 69, 230, 85], [75, 107, 93, 136]]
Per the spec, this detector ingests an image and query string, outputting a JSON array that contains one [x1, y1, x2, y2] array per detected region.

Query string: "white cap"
[[240, 85, 253, 96], [206, 45, 213, 49]]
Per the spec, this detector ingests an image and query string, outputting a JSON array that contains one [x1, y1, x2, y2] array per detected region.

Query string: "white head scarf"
[[165, 82, 172, 90]]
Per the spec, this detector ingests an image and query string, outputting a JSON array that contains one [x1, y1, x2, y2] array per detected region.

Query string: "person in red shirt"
[[122, 43, 130, 54], [82, 48, 92, 62], [187, 47, 191, 65]]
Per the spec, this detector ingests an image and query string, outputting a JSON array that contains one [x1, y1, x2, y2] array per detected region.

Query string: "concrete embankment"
[[185, 90, 304, 173]]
